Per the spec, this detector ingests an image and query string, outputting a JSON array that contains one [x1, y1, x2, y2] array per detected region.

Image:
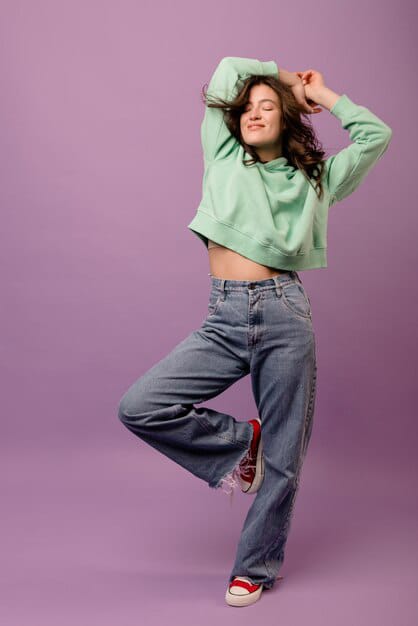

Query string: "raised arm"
[[201, 56, 278, 164], [300, 71, 393, 206], [324, 93, 392, 205]]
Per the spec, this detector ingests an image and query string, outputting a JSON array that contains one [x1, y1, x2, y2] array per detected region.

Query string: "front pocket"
[[281, 282, 312, 319]]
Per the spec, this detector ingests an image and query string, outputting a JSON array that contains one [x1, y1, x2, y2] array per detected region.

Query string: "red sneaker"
[[225, 576, 263, 607], [238, 418, 264, 494]]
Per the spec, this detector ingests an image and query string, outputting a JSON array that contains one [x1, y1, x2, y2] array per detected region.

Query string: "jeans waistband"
[[208, 270, 301, 292]]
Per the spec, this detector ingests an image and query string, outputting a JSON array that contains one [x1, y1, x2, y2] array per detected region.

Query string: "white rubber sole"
[[225, 580, 263, 607]]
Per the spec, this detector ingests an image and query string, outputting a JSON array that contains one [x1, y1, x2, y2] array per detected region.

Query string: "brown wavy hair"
[[201, 74, 326, 200]]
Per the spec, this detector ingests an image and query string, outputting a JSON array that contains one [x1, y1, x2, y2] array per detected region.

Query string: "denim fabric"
[[117, 270, 317, 589]]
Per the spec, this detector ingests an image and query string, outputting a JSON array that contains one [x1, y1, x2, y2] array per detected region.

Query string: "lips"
[[248, 124, 264, 130]]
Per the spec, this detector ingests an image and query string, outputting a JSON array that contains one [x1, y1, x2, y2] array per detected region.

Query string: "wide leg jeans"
[[117, 270, 317, 589]]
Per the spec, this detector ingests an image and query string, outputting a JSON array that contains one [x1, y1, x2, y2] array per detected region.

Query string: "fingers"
[[301, 101, 315, 114], [297, 70, 313, 85], [302, 100, 322, 114]]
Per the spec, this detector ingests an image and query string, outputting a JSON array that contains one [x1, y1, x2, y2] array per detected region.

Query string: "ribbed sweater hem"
[[187, 209, 327, 271]]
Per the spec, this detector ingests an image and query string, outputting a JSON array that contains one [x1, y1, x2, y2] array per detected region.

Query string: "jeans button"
[[249, 282, 255, 289]]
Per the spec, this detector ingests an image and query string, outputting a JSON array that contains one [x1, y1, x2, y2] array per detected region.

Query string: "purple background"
[[2, 0, 417, 623]]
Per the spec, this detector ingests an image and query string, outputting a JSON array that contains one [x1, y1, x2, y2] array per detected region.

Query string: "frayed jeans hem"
[[208, 441, 253, 504]]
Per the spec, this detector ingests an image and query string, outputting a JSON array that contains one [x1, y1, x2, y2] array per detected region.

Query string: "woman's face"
[[240, 84, 282, 152]]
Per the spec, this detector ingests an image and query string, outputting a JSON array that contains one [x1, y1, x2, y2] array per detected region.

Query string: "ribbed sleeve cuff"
[[260, 60, 279, 78], [330, 94, 353, 116]]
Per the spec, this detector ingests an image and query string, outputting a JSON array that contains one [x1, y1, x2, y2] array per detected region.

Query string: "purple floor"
[[2, 440, 416, 625]]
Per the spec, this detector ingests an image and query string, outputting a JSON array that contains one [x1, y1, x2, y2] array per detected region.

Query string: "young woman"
[[118, 57, 392, 607]]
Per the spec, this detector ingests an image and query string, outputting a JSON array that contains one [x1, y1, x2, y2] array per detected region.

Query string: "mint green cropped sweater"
[[187, 56, 392, 270]]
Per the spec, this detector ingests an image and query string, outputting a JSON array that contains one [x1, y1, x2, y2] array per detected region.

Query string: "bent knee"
[[117, 392, 141, 423], [117, 375, 169, 424], [117, 385, 158, 423]]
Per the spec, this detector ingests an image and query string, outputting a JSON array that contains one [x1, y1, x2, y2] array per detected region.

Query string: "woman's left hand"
[[290, 72, 322, 115], [278, 68, 322, 115]]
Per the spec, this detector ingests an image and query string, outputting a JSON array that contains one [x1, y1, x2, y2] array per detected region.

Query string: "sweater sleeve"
[[201, 56, 279, 164], [324, 94, 392, 206]]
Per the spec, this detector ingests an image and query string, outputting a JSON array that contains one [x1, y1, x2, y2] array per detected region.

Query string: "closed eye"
[[244, 107, 273, 112]]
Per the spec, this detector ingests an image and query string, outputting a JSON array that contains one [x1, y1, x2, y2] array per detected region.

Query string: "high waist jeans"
[[117, 270, 317, 589]]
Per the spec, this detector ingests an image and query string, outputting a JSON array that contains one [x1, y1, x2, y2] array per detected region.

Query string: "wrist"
[[278, 68, 300, 86], [313, 87, 341, 110]]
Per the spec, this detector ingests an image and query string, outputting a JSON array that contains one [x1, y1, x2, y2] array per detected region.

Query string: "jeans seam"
[[195, 415, 249, 449], [299, 363, 317, 462]]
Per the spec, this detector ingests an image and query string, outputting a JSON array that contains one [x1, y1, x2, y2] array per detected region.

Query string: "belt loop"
[[220, 278, 226, 300], [273, 275, 281, 298]]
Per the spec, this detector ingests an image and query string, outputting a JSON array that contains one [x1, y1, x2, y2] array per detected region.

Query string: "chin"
[[244, 139, 263, 148]]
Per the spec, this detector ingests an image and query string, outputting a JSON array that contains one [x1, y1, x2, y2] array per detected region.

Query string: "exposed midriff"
[[207, 239, 286, 280]]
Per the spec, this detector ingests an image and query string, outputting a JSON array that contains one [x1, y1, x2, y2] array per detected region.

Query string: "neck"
[[256, 144, 283, 163]]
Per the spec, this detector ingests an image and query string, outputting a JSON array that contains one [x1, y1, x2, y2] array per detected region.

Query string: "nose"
[[249, 110, 261, 121]]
